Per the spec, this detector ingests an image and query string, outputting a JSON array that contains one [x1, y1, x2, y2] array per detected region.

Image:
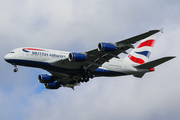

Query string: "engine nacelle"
[[68, 52, 86, 62], [44, 81, 61, 89], [38, 74, 55, 83], [98, 42, 115, 52]]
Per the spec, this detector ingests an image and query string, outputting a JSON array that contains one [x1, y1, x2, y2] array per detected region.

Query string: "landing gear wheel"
[[13, 64, 18, 72], [14, 68, 18, 72], [81, 76, 89, 83], [85, 77, 89, 82]]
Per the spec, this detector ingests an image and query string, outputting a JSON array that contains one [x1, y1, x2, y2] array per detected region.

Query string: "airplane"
[[4, 29, 175, 90]]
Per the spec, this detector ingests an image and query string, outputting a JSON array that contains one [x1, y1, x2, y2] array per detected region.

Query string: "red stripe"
[[128, 54, 145, 64], [23, 48, 45, 51], [136, 40, 155, 48], [149, 68, 155, 71]]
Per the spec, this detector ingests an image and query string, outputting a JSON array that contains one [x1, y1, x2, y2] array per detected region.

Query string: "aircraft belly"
[[53, 61, 84, 69], [49, 59, 85, 69], [6, 59, 84, 75], [94, 68, 126, 77]]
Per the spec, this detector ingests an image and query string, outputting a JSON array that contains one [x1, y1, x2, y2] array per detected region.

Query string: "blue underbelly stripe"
[[94, 68, 126, 76], [6, 59, 127, 76]]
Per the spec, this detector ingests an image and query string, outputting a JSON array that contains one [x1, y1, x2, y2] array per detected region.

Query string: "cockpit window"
[[9, 51, 15, 53]]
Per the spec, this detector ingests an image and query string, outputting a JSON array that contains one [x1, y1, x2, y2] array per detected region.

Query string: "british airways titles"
[[31, 51, 66, 58]]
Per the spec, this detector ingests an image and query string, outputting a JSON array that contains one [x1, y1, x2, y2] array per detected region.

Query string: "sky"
[[0, 0, 180, 120]]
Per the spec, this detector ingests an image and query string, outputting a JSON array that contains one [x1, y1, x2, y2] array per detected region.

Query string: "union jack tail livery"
[[124, 36, 156, 64]]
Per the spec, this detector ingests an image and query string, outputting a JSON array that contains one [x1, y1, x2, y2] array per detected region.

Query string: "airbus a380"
[[4, 29, 175, 90]]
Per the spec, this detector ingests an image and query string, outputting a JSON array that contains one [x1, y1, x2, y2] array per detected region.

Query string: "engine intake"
[[68, 52, 86, 62], [44, 81, 61, 89], [98, 42, 115, 52], [38, 74, 55, 83]]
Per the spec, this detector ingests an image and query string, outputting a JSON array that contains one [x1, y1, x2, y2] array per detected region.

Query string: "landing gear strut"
[[13, 64, 18, 72], [82, 76, 89, 82], [80, 70, 94, 83]]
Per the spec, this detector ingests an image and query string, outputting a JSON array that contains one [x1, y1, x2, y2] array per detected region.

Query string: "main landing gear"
[[80, 71, 94, 83], [13, 64, 18, 72]]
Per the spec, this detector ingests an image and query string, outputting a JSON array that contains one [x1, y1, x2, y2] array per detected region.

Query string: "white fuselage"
[[4, 47, 150, 77]]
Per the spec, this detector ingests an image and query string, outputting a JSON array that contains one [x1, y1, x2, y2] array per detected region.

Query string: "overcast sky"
[[1, 0, 180, 120]]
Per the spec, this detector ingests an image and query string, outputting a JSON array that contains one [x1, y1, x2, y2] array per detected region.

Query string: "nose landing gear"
[[13, 64, 18, 72]]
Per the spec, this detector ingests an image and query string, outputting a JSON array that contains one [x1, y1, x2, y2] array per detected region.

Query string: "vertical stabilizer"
[[124, 36, 156, 64]]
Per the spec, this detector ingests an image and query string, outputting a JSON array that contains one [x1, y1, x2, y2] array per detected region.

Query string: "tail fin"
[[124, 36, 156, 64]]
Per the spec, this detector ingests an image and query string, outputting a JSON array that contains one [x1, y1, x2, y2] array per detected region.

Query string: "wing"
[[48, 71, 81, 89], [50, 29, 161, 72], [49, 71, 81, 84]]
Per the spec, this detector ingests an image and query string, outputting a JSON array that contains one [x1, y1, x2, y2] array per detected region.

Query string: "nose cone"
[[4, 54, 12, 63], [4, 54, 8, 61]]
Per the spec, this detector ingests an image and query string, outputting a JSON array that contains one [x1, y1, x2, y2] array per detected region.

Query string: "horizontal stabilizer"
[[135, 56, 176, 69], [133, 73, 145, 78]]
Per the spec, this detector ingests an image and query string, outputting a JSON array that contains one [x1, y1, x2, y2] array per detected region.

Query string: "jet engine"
[[98, 42, 115, 52], [44, 81, 61, 89], [68, 52, 86, 62], [38, 74, 55, 83]]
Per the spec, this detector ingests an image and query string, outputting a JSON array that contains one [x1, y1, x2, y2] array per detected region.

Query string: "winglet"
[[160, 28, 164, 33]]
